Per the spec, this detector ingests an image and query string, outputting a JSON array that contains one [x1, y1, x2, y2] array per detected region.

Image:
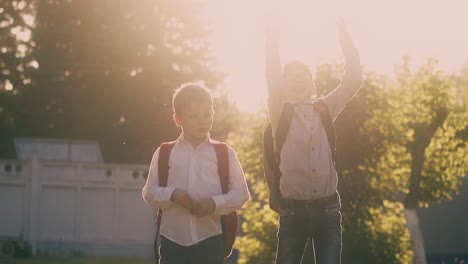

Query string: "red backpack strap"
[[314, 98, 336, 164], [158, 142, 176, 187], [214, 142, 238, 259], [213, 143, 229, 194], [154, 141, 176, 263], [156, 141, 176, 227], [275, 102, 294, 155]]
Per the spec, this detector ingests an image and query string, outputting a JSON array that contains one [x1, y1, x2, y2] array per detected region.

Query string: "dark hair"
[[172, 82, 213, 115], [283, 60, 313, 79]]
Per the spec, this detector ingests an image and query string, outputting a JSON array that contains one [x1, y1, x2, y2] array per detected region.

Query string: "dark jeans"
[[159, 234, 224, 264], [275, 193, 342, 264]]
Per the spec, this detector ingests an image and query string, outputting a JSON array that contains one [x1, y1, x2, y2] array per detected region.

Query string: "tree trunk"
[[404, 109, 447, 264], [404, 209, 427, 264]]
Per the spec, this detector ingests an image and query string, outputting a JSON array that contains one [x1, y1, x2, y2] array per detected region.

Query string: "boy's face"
[[282, 65, 315, 101], [174, 101, 213, 143]]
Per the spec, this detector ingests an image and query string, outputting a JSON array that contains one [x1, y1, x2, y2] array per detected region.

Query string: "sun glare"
[[207, 0, 468, 112]]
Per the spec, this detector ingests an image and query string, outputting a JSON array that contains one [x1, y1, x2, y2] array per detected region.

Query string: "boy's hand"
[[170, 189, 194, 211], [191, 198, 216, 217]]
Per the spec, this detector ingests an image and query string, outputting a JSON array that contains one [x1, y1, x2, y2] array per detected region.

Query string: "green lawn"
[[7, 256, 153, 264], [6, 256, 236, 264]]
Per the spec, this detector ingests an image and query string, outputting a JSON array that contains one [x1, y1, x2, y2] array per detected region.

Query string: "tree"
[[226, 112, 277, 264], [7, 0, 229, 163], [0, 0, 36, 157], [363, 58, 468, 263]]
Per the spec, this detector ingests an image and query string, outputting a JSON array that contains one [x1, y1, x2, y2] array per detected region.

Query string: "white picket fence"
[[0, 156, 156, 258]]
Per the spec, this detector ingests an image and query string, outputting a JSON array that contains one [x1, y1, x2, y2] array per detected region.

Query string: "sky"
[[206, 0, 468, 112]]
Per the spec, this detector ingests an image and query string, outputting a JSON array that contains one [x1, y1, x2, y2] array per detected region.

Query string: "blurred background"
[[0, 0, 467, 263]]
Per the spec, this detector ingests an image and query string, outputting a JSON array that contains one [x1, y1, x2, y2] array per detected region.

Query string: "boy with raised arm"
[[264, 14, 363, 264]]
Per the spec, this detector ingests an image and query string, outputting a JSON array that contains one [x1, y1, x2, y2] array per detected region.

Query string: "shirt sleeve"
[[211, 145, 251, 215], [323, 37, 363, 121], [265, 23, 284, 137], [141, 147, 176, 209]]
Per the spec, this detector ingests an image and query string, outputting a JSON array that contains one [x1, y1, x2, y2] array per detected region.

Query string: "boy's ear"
[[173, 113, 181, 127]]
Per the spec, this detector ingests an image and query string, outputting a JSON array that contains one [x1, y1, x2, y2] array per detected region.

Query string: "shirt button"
[[311, 147, 315, 151], [313, 189, 317, 193], [312, 169, 316, 172]]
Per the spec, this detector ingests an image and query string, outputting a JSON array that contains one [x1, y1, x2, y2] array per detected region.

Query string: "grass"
[[7, 256, 153, 264], [6, 256, 236, 264]]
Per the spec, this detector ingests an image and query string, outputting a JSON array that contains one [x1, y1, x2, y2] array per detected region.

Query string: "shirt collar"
[[177, 133, 213, 147]]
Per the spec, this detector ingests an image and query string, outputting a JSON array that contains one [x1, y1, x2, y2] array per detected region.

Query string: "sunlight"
[[207, 0, 468, 112]]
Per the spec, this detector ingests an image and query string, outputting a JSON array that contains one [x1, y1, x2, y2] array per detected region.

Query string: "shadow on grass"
[[8, 256, 154, 264], [8, 256, 237, 264]]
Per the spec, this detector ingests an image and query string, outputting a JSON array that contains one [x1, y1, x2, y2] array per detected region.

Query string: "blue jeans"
[[275, 194, 342, 264], [159, 234, 224, 264]]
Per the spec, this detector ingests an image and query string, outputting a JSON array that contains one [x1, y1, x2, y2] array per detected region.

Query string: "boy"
[[264, 16, 363, 264], [142, 83, 250, 264]]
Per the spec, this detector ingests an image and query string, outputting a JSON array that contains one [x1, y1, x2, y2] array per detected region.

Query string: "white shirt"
[[266, 36, 363, 200], [142, 134, 250, 246]]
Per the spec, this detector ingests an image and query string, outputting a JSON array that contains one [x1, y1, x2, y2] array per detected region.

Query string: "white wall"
[[0, 157, 155, 258]]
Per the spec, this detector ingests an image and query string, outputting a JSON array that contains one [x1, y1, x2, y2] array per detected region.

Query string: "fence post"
[[28, 155, 41, 255]]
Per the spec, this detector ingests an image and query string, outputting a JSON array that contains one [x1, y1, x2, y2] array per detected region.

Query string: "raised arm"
[[324, 20, 363, 120], [265, 10, 283, 133]]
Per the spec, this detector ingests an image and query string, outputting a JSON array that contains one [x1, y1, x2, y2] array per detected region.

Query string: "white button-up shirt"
[[142, 134, 250, 246], [265, 31, 363, 200]]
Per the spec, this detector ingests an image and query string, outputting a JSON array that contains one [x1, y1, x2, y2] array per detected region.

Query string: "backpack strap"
[[156, 141, 176, 227], [158, 142, 176, 187], [214, 143, 229, 194], [314, 98, 357, 204], [263, 102, 295, 211], [313, 98, 337, 164], [214, 142, 238, 259], [155, 141, 175, 263], [272, 102, 294, 188], [263, 124, 275, 190], [274, 102, 294, 156]]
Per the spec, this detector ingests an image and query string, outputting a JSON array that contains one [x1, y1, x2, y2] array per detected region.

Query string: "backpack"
[[154, 141, 238, 261], [263, 98, 338, 212]]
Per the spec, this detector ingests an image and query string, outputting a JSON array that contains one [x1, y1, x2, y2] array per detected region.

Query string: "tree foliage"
[[0, 0, 235, 163], [226, 113, 277, 264], [364, 58, 468, 206], [0, 0, 36, 157]]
